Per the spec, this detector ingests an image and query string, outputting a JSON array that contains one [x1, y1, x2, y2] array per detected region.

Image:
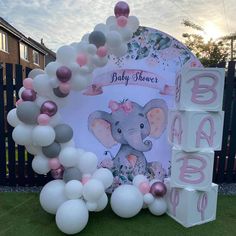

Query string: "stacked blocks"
[[166, 67, 225, 227]]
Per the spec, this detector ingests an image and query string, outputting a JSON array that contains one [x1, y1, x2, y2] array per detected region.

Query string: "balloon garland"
[[7, 1, 168, 234]]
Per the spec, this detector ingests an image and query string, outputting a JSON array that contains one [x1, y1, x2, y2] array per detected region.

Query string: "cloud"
[[0, 0, 235, 51]]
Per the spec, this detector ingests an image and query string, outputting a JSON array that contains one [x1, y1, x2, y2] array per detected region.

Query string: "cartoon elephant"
[[88, 99, 168, 176]]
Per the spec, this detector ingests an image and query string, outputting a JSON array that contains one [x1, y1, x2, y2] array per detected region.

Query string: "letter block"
[[168, 110, 224, 152], [170, 147, 214, 191], [164, 178, 218, 228], [175, 68, 225, 111]]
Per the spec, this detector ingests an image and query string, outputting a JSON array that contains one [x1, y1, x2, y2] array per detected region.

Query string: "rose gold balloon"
[[150, 182, 167, 197]]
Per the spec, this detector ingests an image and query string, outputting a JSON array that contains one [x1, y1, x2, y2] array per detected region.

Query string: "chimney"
[[41, 38, 44, 46]]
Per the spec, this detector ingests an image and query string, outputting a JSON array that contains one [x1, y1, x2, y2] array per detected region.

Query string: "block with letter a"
[[170, 147, 214, 191], [168, 110, 224, 152], [175, 68, 225, 111], [164, 178, 218, 228]]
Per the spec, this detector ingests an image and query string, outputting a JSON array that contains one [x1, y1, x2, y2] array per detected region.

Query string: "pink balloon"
[[16, 99, 23, 106], [139, 182, 150, 194], [23, 78, 33, 89], [81, 174, 91, 185], [76, 54, 88, 66], [59, 83, 71, 94], [97, 46, 108, 57], [117, 16, 128, 27], [49, 158, 61, 170], [37, 114, 50, 125]]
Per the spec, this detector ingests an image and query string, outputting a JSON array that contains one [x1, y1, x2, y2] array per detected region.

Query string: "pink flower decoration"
[[117, 16, 128, 27], [108, 100, 120, 112], [76, 54, 88, 66], [37, 114, 50, 125], [97, 46, 108, 57], [23, 78, 33, 89], [139, 182, 150, 194]]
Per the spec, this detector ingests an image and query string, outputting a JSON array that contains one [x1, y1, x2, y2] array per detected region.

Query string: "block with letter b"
[[175, 68, 225, 111], [164, 178, 218, 228], [170, 147, 214, 191], [168, 110, 224, 152]]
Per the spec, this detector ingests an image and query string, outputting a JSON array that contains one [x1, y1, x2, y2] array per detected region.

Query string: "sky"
[[0, 0, 235, 52]]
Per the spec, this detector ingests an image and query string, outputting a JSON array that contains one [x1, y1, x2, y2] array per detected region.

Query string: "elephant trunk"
[[125, 130, 152, 152]]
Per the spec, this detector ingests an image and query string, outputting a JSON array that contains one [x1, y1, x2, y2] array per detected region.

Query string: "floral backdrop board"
[[60, 26, 201, 189]]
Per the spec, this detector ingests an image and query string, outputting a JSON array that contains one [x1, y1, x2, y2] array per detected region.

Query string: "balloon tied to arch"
[[7, 1, 168, 234]]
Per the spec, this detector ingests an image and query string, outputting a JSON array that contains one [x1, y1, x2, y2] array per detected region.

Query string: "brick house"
[[0, 17, 55, 80]]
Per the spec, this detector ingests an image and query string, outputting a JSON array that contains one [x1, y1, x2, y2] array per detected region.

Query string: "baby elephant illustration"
[[88, 99, 168, 176]]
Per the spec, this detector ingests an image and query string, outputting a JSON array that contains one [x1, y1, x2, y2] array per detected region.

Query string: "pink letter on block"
[[170, 113, 183, 145]]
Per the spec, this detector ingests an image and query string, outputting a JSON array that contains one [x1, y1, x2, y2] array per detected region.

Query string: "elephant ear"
[[88, 111, 117, 148], [144, 99, 168, 138]]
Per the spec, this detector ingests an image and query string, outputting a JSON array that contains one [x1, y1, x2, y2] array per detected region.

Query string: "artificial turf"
[[0, 193, 235, 236]]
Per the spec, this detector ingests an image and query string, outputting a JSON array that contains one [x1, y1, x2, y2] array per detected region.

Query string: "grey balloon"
[[53, 87, 69, 98], [88, 31, 106, 48], [42, 142, 61, 158], [63, 167, 82, 183], [16, 101, 40, 124], [54, 124, 73, 143], [28, 68, 45, 79]]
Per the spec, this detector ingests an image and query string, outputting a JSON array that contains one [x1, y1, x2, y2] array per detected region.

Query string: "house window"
[[33, 50, 39, 65], [0, 30, 8, 52], [20, 43, 28, 60]]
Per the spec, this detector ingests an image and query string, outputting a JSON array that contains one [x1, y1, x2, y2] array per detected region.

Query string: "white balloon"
[[106, 16, 116, 26], [28, 68, 45, 79], [65, 180, 83, 199], [86, 201, 97, 211], [119, 27, 133, 41], [83, 179, 104, 202], [25, 144, 40, 155], [12, 124, 33, 145], [60, 139, 76, 149], [45, 61, 60, 77], [110, 185, 143, 218], [94, 23, 108, 34], [132, 175, 148, 188], [56, 199, 89, 235], [56, 45, 76, 65], [59, 147, 78, 167], [78, 152, 98, 174], [7, 108, 21, 127], [95, 193, 108, 212], [127, 16, 140, 32], [33, 74, 52, 97], [72, 42, 87, 53], [112, 43, 128, 57], [35, 96, 47, 107], [106, 31, 122, 48], [91, 55, 108, 67], [49, 78, 59, 88], [40, 180, 67, 214], [143, 193, 155, 205], [32, 125, 55, 146], [71, 75, 90, 91], [18, 87, 25, 99], [148, 198, 167, 216], [48, 113, 63, 127], [32, 155, 50, 175], [86, 44, 97, 55], [82, 33, 89, 42], [92, 168, 113, 189]]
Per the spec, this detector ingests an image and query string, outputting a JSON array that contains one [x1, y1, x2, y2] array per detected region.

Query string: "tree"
[[182, 20, 230, 67]]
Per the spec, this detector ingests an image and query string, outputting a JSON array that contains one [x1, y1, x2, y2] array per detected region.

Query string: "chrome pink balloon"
[[51, 166, 64, 179], [56, 66, 72, 82], [21, 89, 37, 101], [150, 182, 167, 197], [40, 101, 58, 117], [114, 1, 130, 18]]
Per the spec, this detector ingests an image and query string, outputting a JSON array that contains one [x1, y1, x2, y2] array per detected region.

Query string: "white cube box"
[[164, 178, 218, 228], [168, 110, 224, 152], [170, 147, 214, 191], [175, 68, 225, 111]]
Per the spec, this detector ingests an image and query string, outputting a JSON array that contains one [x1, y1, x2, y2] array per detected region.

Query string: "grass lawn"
[[0, 193, 235, 236]]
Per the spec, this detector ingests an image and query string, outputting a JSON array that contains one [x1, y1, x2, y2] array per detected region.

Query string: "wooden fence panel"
[[0, 66, 7, 185], [5, 64, 16, 186]]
